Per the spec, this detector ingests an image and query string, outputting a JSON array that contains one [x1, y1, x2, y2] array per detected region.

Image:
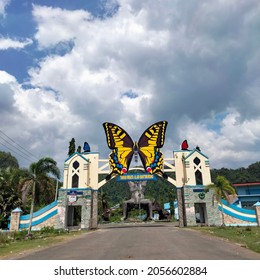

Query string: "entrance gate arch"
[[58, 147, 221, 230]]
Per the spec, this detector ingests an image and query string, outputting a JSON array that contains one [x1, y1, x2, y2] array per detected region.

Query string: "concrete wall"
[[9, 201, 59, 231], [219, 199, 258, 226], [184, 186, 222, 226], [9, 187, 97, 231], [57, 188, 96, 230]]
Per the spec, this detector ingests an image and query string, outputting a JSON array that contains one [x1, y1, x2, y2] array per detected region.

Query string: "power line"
[[0, 134, 37, 162], [0, 140, 33, 163], [0, 130, 39, 163], [0, 130, 39, 161]]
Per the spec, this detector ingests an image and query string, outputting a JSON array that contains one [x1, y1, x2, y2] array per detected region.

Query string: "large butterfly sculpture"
[[103, 121, 168, 180]]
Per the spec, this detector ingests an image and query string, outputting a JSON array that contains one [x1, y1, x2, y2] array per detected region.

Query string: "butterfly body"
[[103, 121, 168, 180]]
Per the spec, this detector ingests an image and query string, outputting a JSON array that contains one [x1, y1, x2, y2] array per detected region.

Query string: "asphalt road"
[[11, 223, 260, 260]]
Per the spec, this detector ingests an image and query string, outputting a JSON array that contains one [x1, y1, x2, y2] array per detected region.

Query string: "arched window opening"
[[195, 170, 203, 185], [72, 174, 79, 188]]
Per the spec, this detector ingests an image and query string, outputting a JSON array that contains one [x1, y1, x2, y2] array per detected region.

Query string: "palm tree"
[[25, 157, 60, 235], [205, 175, 236, 226]]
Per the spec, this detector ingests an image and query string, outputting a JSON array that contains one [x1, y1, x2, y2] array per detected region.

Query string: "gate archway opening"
[[97, 167, 177, 224], [96, 146, 221, 228]]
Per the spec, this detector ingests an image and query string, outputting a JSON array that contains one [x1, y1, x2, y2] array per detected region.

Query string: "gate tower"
[[174, 147, 221, 226]]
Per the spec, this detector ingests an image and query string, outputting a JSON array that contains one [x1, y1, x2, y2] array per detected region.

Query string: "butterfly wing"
[[138, 121, 168, 177], [103, 122, 134, 177]]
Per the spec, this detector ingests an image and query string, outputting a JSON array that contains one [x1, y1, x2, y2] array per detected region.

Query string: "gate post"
[[9, 207, 22, 231], [174, 152, 188, 227], [176, 187, 186, 227], [256, 206, 260, 226], [90, 190, 98, 229]]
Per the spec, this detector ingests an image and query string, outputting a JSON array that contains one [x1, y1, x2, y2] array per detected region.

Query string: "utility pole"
[[55, 178, 59, 201]]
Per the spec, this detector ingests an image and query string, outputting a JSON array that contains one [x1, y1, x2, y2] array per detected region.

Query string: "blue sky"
[[0, 0, 104, 81], [1, 0, 260, 173]]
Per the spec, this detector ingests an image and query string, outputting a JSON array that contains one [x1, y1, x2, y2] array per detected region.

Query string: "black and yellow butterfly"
[[103, 121, 168, 180]]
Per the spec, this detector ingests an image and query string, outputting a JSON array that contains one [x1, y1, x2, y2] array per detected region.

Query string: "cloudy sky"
[[0, 0, 260, 175]]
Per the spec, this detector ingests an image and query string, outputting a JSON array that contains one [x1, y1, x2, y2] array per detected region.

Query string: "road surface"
[[8, 223, 260, 260]]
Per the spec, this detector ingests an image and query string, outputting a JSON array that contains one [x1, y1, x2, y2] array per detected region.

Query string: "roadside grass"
[[1, 225, 260, 259], [192, 226, 260, 253], [0, 226, 88, 259]]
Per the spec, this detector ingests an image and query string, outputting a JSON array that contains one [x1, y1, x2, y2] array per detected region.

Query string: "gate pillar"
[[59, 151, 100, 230], [173, 148, 220, 226]]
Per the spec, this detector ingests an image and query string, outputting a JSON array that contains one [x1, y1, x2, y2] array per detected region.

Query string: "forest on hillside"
[[211, 161, 260, 184]]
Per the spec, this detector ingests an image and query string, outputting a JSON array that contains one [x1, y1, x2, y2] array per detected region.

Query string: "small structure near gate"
[[121, 181, 153, 221]]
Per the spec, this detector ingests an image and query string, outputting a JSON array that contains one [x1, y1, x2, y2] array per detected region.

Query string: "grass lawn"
[[192, 226, 260, 253], [0, 228, 88, 259]]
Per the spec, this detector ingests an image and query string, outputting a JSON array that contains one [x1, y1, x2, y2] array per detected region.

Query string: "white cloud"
[[180, 110, 260, 168], [28, 0, 260, 166], [1, 0, 260, 172], [0, 0, 10, 18], [32, 4, 92, 49], [0, 70, 16, 83], [0, 37, 33, 50], [0, 71, 82, 170]]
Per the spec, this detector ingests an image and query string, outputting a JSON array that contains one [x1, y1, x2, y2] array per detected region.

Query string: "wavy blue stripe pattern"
[[218, 199, 257, 223], [20, 201, 58, 220], [221, 199, 256, 214], [20, 200, 58, 221], [19, 209, 58, 229]]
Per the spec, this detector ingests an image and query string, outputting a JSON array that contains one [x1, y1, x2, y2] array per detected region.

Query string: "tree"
[[205, 176, 236, 226], [77, 146, 82, 153], [0, 151, 19, 169], [24, 157, 60, 235], [247, 162, 260, 181], [210, 161, 260, 184], [0, 168, 23, 228], [68, 138, 76, 156]]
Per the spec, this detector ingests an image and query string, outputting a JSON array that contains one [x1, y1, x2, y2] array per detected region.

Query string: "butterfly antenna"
[[162, 172, 168, 179], [106, 173, 112, 181]]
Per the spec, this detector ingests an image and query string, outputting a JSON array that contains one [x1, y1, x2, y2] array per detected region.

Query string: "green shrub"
[[13, 230, 28, 240], [40, 226, 56, 234], [0, 232, 10, 246]]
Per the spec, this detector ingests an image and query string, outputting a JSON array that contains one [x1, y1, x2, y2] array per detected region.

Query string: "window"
[[73, 160, 80, 169], [72, 174, 79, 188], [195, 170, 203, 185], [193, 157, 201, 166]]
